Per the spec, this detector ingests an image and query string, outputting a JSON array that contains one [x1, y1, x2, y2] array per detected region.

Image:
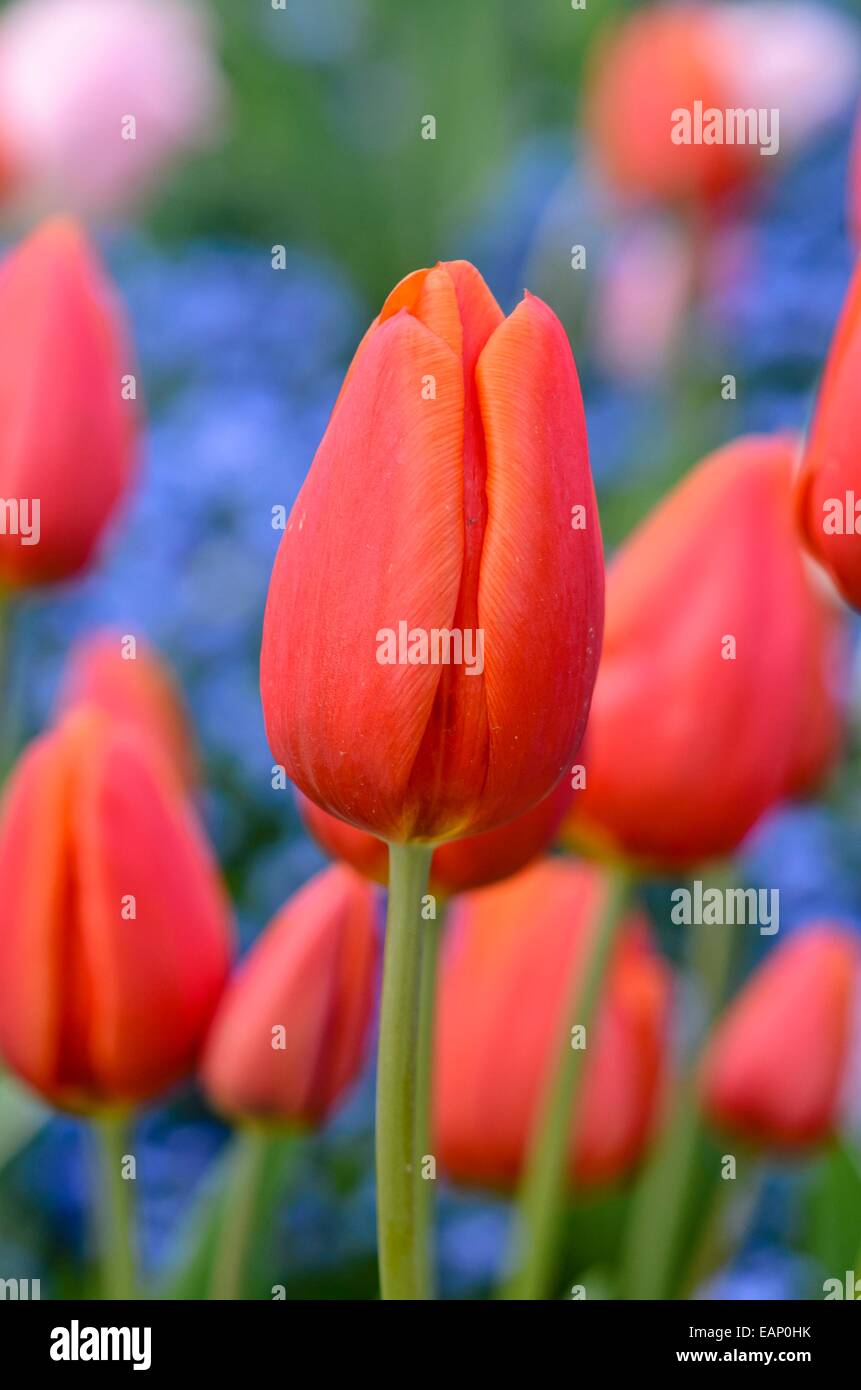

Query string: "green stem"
[[689, 861, 743, 1027], [414, 902, 445, 1299], [376, 841, 433, 1300], [95, 1111, 136, 1300], [210, 1126, 273, 1300], [623, 865, 744, 1300], [504, 865, 631, 1300]]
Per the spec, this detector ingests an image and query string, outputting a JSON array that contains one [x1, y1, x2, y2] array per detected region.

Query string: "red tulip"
[[201, 865, 379, 1127], [0, 709, 232, 1110], [585, 6, 756, 206], [56, 629, 197, 791], [567, 435, 846, 868], [0, 216, 136, 587], [261, 260, 603, 844], [434, 859, 671, 1189], [796, 255, 861, 610], [296, 775, 573, 897], [700, 926, 859, 1148]]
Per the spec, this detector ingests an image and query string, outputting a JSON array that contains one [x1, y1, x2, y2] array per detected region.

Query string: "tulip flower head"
[[0, 709, 232, 1110], [700, 925, 859, 1148], [567, 435, 846, 869], [434, 859, 671, 1189], [0, 217, 136, 587], [296, 775, 573, 897], [586, 3, 859, 207], [261, 260, 603, 845], [586, 5, 753, 206], [796, 254, 861, 610], [201, 865, 379, 1127], [57, 629, 197, 792]]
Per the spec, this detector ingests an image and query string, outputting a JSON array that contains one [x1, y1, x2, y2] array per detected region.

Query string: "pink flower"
[[0, 0, 226, 215]]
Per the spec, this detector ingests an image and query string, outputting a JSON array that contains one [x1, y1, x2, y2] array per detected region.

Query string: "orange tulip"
[[700, 926, 859, 1148], [261, 260, 603, 845], [567, 435, 846, 869], [201, 865, 379, 1127], [0, 216, 136, 587], [433, 859, 671, 1189], [296, 775, 573, 897], [796, 256, 861, 610], [585, 6, 756, 206], [0, 709, 232, 1110], [56, 629, 197, 792]]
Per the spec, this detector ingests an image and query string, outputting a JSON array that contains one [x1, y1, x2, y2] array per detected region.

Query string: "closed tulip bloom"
[[261, 260, 603, 844], [0, 709, 232, 1110], [567, 435, 846, 868], [434, 859, 671, 1189], [56, 629, 197, 791], [586, 4, 856, 207], [700, 926, 859, 1148], [0, 217, 136, 587], [796, 256, 861, 610], [201, 865, 379, 1127], [585, 6, 755, 205], [296, 775, 573, 897]]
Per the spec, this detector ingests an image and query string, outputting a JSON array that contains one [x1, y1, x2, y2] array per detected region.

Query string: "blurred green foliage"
[[152, 0, 633, 306]]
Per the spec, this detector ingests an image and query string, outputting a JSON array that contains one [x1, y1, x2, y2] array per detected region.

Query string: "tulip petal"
[[0, 731, 73, 1096], [261, 310, 465, 840], [74, 717, 231, 1100], [474, 293, 603, 830], [0, 217, 134, 585]]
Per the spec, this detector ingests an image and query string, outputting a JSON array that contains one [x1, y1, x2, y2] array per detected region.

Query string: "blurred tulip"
[[586, 4, 859, 208], [585, 6, 756, 206], [0, 0, 225, 215], [261, 259, 603, 844], [567, 435, 846, 869], [700, 925, 859, 1148], [0, 709, 232, 1110], [0, 217, 136, 587], [201, 865, 378, 1127], [434, 859, 671, 1189], [297, 775, 573, 896], [796, 256, 861, 611], [56, 629, 197, 791]]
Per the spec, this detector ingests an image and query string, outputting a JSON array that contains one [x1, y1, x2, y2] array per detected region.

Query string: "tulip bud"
[[0, 216, 136, 587], [0, 709, 232, 1110], [567, 435, 846, 868], [434, 859, 671, 1189], [796, 255, 861, 610], [700, 926, 859, 1148], [296, 776, 573, 897], [586, 5, 855, 207], [261, 260, 603, 844], [585, 7, 755, 205], [56, 628, 197, 792], [201, 865, 379, 1127]]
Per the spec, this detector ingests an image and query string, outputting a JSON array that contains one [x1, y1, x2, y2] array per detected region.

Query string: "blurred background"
[[2, 0, 861, 1300]]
